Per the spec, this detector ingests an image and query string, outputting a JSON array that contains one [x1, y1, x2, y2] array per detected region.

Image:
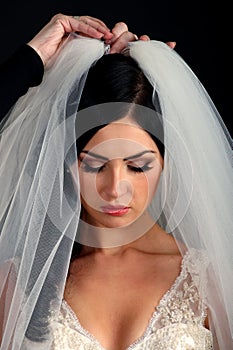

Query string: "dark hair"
[[79, 53, 155, 108], [75, 53, 164, 157]]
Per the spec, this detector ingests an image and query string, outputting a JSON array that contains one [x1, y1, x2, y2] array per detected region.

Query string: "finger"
[[112, 22, 128, 37], [77, 15, 113, 39], [105, 22, 128, 44], [166, 41, 176, 49], [74, 20, 113, 39], [56, 14, 112, 40], [138, 35, 150, 41], [110, 31, 137, 53], [80, 15, 110, 29]]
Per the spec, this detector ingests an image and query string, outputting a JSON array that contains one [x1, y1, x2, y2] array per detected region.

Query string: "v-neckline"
[[62, 249, 191, 350]]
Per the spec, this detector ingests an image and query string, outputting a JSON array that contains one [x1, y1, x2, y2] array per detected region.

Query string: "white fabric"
[[0, 35, 105, 350], [129, 40, 233, 349], [0, 35, 232, 350]]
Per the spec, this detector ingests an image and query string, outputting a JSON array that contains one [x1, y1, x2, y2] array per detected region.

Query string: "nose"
[[98, 162, 131, 201]]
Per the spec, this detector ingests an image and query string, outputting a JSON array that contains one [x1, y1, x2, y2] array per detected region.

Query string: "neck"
[[79, 220, 163, 258], [77, 210, 155, 251]]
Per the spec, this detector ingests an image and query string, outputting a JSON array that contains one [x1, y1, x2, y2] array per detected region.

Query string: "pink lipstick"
[[101, 206, 130, 216]]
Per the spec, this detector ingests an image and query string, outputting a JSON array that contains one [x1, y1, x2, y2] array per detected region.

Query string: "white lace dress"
[[50, 248, 213, 349]]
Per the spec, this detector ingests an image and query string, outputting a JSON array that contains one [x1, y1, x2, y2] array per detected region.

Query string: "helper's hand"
[[106, 22, 176, 53], [28, 14, 113, 65]]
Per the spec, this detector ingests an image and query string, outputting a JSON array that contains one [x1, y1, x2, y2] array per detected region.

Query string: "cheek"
[[128, 175, 149, 207], [78, 172, 98, 201], [95, 174, 106, 192], [147, 168, 162, 197]]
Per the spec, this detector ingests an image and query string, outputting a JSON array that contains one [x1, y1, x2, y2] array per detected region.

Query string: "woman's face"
[[77, 120, 163, 228]]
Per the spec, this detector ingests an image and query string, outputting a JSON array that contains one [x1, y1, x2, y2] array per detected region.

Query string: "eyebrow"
[[124, 150, 156, 160], [80, 150, 156, 161]]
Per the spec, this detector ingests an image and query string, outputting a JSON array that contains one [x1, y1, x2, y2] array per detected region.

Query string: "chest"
[[64, 254, 182, 349]]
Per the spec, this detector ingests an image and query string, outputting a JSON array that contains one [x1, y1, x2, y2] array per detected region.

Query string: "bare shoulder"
[[125, 223, 185, 278], [142, 223, 183, 257]]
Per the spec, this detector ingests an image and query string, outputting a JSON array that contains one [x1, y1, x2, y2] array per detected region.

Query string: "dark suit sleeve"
[[0, 44, 44, 122]]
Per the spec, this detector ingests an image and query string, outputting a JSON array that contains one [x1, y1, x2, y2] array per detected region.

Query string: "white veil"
[[129, 41, 233, 349], [0, 35, 105, 349], [0, 35, 232, 349]]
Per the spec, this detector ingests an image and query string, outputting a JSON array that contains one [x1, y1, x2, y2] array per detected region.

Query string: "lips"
[[101, 205, 130, 216]]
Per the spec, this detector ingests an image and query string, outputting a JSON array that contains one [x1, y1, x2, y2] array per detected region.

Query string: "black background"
[[0, 1, 231, 136]]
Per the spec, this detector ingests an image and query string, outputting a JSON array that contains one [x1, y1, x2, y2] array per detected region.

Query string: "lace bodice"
[[50, 248, 213, 349]]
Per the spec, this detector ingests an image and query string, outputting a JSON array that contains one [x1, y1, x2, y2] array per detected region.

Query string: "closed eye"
[[127, 161, 153, 173], [79, 159, 106, 173]]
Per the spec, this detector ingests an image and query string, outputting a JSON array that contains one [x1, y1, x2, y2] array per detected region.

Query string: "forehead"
[[82, 122, 158, 159]]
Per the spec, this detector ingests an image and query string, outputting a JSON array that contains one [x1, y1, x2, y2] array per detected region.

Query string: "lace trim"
[[62, 301, 105, 349], [128, 248, 199, 348]]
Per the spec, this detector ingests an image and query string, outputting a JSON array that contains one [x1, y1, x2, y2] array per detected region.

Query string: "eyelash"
[[81, 162, 152, 173]]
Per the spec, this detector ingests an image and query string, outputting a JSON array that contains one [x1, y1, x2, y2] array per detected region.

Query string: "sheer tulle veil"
[[0, 34, 232, 349]]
